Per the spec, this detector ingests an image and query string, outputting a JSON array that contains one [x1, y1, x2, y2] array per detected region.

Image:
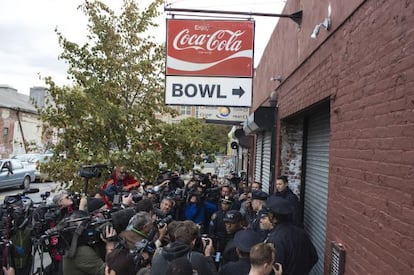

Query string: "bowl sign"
[[166, 19, 254, 107]]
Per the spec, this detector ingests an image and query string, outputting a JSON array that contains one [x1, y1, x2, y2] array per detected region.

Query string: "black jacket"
[[221, 228, 243, 266], [151, 241, 217, 275], [273, 188, 302, 226], [218, 257, 250, 275], [265, 223, 318, 275]]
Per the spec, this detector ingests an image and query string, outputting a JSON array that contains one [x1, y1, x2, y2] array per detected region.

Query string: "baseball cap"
[[223, 210, 242, 223], [251, 190, 268, 201], [220, 195, 234, 204], [265, 196, 294, 215], [234, 229, 265, 253]]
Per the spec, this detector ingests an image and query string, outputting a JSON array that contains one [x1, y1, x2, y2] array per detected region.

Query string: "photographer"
[[185, 185, 217, 233], [52, 191, 75, 219], [119, 212, 154, 249], [0, 194, 33, 275], [123, 211, 169, 248], [157, 197, 174, 217], [104, 245, 136, 275], [103, 166, 140, 205], [151, 221, 217, 275], [61, 211, 117, 275], [185, 190, 206, 227]]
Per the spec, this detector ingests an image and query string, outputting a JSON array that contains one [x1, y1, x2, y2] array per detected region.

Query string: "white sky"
[[0, 0, 286, 95]]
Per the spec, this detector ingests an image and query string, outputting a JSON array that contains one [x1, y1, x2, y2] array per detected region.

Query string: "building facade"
[[247, 0, 413, 274], [0, 85, 49, 158]]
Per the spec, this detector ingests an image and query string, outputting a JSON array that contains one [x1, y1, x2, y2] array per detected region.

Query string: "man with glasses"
[[103, 166, 140, 206]]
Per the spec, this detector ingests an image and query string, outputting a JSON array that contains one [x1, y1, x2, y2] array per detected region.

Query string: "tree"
[[40, 0, 172, 191], [39, 0, 231, 192], [159, 118, 231, 171]]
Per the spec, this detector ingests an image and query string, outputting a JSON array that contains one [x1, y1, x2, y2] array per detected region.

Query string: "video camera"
[[0, 194, 33, 237], [79, 164, 108, 179], [42, 213, 112, 252], [120, 239, 155, 272], [155, 214, 173, 228], [80, 164, 109, 195]]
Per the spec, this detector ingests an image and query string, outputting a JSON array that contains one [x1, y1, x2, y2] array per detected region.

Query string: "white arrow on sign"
[[165, 76, 252, 107]]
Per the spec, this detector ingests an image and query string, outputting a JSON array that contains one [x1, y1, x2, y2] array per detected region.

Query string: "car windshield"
[[33, 154, 52, 163], [12, 154, 51, 163]]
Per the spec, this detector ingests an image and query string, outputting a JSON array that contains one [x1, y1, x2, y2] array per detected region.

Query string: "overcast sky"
[[0, 0, 286, 95]]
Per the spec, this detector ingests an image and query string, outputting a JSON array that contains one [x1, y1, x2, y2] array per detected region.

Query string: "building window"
[[3, 127, 9, 136], [180, 106, 192, 116]]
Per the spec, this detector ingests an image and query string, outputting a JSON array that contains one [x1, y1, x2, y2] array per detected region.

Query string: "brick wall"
[[326, 1, 414, 273], [255, 0, 414, 273], [280, 119, 303, 196]]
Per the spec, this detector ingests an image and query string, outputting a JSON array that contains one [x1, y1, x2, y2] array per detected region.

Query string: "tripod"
[[30, 236, 47, 275]]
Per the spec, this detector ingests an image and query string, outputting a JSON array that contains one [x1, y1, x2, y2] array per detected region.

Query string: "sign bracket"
[[164, 7, 303, 26]]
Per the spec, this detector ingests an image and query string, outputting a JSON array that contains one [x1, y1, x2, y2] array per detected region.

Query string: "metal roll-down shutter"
[[261, 131, 272, 193], [254, 132, 263, 183], [303, 111, 330, 275]]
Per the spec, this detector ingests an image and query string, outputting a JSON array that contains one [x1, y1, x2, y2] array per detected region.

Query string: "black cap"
[[266, 196, 294, 215], [223, 210, 242, 223], [234, 229, 265, 253], [251, 190, 268, 201], [221, 195, 234, 204]]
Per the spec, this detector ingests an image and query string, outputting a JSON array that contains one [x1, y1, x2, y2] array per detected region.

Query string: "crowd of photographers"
[[0, 166, 318, 275]]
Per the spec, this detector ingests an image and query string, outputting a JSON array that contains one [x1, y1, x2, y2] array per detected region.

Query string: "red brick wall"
[[0, 108, 17, 158], [255, 0, 414, 273], [326, 1, 414, 273]]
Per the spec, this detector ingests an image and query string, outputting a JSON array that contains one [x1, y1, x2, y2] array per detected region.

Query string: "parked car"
[[0, 159, 36, 190], [11, 153, 52, 182]]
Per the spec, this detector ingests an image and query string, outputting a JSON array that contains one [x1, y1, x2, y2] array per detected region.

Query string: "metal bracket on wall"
[[164, 7, 303, 27]]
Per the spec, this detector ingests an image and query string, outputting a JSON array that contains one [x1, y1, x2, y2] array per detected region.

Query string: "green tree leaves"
[[39, 0, 230, 193]]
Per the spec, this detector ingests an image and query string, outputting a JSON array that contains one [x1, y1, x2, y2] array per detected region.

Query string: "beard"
[[260, 222, 272, 231]]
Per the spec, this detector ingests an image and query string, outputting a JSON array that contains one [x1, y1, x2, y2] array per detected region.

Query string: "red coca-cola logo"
[[167, 19, 254, 77], [172, 29, 245, 52]]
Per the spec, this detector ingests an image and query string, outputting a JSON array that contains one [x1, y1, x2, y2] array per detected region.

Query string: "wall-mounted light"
[[311, 4, 332, 39], [269, 90, 278, 107], [270, 75, 283, 83]]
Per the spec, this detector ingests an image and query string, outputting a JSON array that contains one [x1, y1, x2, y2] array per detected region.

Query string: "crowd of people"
[[1, 166, 318, 275]]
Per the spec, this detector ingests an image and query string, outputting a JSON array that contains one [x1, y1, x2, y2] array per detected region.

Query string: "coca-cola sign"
[[167, 19, 254, 77]]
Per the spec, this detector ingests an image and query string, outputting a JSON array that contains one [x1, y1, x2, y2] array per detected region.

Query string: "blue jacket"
[[185, 203, 206, 225]]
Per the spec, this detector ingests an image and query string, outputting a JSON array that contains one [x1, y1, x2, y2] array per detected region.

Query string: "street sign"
[[165, 76, 252, 107], [165, 19, 254, 107], [198, 106, 250, 123]]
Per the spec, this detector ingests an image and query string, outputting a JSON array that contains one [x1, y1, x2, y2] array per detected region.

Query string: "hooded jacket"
[[151, 241, 217, 275]]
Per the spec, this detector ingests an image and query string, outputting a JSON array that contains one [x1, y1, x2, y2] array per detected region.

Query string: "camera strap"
[[66, 220, 89, 258]]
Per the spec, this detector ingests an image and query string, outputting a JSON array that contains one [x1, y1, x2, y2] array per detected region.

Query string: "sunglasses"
[[59, 195, 70, 202]]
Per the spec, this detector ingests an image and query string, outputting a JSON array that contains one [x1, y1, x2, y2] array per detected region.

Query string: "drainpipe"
[[269, 91, 278, 194], [16, 108, 28, 153]]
